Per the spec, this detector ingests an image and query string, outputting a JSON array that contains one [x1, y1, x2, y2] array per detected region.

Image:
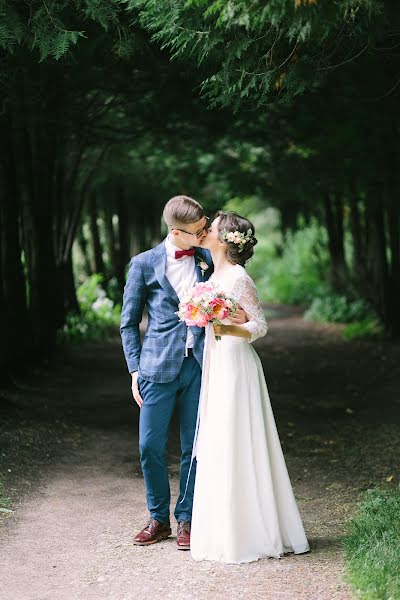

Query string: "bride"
[[190, 211, 310, 564]]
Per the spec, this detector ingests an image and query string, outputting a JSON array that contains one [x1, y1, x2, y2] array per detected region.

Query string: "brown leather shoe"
[[133, 518, 171, 546], [177, 521, 191, 550]]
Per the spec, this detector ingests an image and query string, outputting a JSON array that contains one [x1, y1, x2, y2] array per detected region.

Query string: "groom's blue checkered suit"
[[120, 240, 213, 523], [120, 241, 213, 380]]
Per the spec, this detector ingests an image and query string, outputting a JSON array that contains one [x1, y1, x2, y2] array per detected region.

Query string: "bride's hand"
[[230, 305, 247, 325], [213, 323, 229, 337]]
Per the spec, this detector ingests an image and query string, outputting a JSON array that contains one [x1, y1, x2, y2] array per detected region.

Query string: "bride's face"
[[202, 216, 225, 253]]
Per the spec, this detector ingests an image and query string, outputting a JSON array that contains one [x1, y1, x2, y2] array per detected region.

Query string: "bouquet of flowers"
[[176, 281, 237, 341]]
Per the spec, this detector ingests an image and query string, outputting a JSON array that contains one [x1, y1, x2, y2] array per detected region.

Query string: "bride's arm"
[[214, 275, 268, 342], [213, 322, 251, 339]]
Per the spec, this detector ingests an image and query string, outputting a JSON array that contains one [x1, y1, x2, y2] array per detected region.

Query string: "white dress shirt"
[[165, 235, 197, 354]]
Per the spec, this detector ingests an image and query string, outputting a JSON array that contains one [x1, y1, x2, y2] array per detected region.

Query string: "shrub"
[[106, 276, 123, 305], [224, 201, 381, 332], [58, 274, 121, 343], [0, 477, 11, 513], [343, 319, 383, 341], [249, 219, 329, 304], [305, 293, 375, 324]]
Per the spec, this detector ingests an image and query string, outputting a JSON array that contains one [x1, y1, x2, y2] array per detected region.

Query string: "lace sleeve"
[[231, 274, 268, 343]]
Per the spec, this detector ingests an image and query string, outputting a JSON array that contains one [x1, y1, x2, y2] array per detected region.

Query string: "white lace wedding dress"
[[190, 265, 310, 564]]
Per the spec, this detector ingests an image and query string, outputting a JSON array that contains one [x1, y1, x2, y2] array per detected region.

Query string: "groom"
[[120, 195, 244, 550]]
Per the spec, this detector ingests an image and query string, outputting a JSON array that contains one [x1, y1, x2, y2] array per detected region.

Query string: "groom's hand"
[[131, 371, 143, 408], [230, 305, 247, 325]]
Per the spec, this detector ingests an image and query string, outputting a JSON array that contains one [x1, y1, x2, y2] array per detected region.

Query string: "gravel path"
[[1, 308, 399, 600]]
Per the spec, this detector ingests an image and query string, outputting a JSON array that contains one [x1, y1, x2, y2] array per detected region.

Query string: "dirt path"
[[1, 308, 399, 600]]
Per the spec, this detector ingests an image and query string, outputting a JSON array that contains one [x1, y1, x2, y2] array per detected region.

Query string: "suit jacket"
[[120, 241, 213, 383]]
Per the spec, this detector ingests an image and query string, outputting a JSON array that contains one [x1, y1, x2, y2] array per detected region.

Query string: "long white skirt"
[[190, 329, 310, 564]]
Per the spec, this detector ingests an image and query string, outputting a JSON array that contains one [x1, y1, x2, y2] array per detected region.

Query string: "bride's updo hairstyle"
[[216, 211, 257, 266]]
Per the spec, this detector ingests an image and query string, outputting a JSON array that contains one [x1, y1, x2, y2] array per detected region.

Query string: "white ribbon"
[[180, 322, 215, 504]]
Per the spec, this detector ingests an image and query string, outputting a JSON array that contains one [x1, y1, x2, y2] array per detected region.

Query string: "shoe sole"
[[177, 544, 190, 551], [133, 530, 172, 546]]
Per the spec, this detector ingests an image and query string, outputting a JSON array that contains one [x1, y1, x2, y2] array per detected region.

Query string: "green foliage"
[[30, 3, 86, 61], [58, 274, 120, 343], [0, 0, 128, 60], [82, 0, 120, 30], [105, 276, 123, 306], [131, 0, 385, 108], [1, 0, 398, 363], [305, 293, 375, 324], [344, 488, 400, 600], [0, 477, 11, 512], [343, 319, 383, 341], [0, 3, 24, 50], [251, 220, 329, 304]]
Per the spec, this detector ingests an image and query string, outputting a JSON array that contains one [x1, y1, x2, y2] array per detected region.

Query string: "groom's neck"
[[168, 234, 193, 251]]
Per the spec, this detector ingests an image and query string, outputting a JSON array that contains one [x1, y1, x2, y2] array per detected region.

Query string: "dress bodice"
[[210, 265, 268, 343]]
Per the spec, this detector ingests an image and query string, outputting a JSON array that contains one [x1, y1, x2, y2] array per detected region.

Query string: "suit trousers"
[[138, 355, 201, 523]]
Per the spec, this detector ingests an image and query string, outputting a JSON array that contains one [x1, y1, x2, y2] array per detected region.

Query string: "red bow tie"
[[175, 248, 195, 259]]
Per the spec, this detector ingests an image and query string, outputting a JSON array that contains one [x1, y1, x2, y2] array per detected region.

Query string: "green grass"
[[0, 477, 12, 513], [343, 488, 400, 600], [343, 319, 383, 341]]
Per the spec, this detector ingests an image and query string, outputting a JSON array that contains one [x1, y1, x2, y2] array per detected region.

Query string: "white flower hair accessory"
[[221, 228, 254, 253]]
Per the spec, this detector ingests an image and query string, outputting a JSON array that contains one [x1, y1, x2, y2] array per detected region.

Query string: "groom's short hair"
[[163, 195, 204, 228]]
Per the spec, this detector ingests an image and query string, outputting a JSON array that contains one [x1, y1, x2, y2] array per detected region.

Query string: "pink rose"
[[196, 315, 210, 328], [185, 303, 200, 319], [192, 282, 213, 297], [184, 304, 211, 328], [209, 297, 229, 321]]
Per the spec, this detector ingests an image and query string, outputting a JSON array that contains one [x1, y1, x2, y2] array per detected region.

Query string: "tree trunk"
[[349, 192, 366, 281], [103, 197, 118, 281], [58, 251, 80, 315], [12, 96, 59, 353], [89, 194, 106, 274], [323, 192, 348, 293], [117, 188, 130, 290], [365, 194, 390, 328], [386, 196, 400, 336], [280, 200, 299, 231], [0, 212, 5, 385], [77, 224, 93, 277], [0, 124, 30, 376]]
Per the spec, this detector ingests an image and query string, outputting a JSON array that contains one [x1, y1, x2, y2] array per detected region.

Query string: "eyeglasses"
[[173, 216, 210, 239]]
